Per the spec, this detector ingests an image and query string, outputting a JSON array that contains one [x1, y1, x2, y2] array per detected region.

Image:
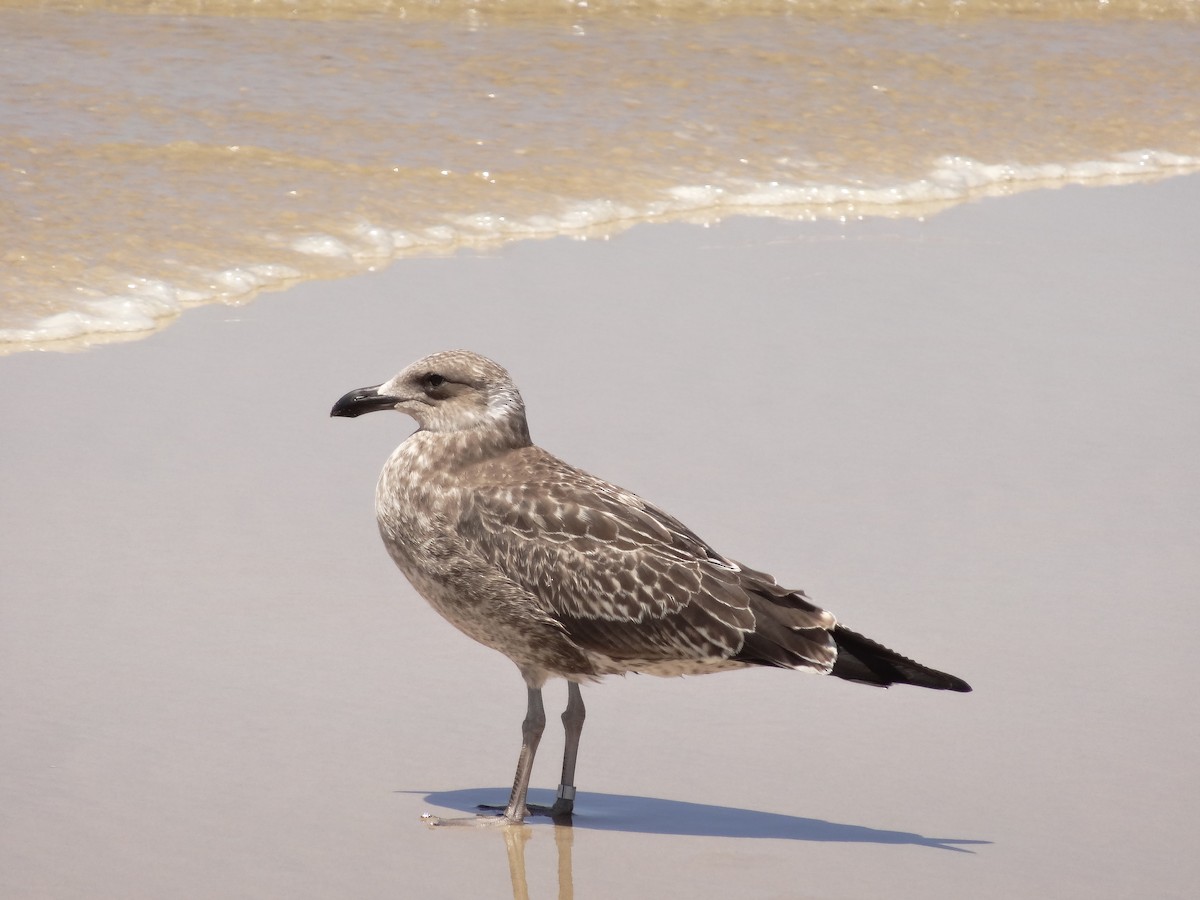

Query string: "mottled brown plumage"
[[331, 349, 970, 826]]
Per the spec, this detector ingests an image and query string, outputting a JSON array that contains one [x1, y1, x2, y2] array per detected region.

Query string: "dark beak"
[[330, 385, 397, 418]]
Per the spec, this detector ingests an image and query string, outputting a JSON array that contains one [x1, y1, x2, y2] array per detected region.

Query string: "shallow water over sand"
[[2, 1, 1198, 349]]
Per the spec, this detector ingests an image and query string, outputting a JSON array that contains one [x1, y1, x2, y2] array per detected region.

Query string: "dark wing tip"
[[831, 625, 972, 692]]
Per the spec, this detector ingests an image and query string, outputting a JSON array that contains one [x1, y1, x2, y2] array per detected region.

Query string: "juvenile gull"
[[331, 350, 970, 826]]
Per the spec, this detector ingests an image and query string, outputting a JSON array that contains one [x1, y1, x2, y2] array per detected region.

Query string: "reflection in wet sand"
[[501, 824, 574, 900], [503, 827, 531, 900], [456, 789, 988, 898]]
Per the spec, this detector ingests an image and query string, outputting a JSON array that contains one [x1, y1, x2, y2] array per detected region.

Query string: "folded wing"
[[456, 454, 838, 673]]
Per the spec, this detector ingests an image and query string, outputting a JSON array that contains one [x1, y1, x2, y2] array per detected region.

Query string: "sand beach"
[[3, 174, 1199, 898], [2, 2, 1199, 897]]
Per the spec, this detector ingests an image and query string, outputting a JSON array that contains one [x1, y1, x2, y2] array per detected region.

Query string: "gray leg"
[[502, 686, 546, 822], [551, 682, 586, 818], [426, 685, 545, 827], [454, 681, 583, 826]]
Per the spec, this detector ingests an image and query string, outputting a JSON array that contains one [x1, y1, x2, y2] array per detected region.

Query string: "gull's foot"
[[476, 801, 574, 823], [422, 812, 529, 828]]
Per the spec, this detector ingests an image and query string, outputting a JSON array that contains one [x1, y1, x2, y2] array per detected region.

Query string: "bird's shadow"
[[409, 788, 989, 853]]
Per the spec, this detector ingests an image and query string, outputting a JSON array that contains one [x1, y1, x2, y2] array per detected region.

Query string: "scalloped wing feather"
[[455, 451, 837, 671]]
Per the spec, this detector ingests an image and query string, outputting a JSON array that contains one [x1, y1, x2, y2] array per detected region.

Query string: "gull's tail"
[[830, 625, 972, 692]]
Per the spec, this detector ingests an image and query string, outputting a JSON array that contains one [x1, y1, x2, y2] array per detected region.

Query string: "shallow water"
[[2, 0, 1199, 348]]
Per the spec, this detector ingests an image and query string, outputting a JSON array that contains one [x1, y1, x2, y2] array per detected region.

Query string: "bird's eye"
[[423, 372, 446, 390]]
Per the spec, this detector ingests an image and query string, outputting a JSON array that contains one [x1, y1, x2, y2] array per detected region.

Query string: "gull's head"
[[330, 350, 528, 436]]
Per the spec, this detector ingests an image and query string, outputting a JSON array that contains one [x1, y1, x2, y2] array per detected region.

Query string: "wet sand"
[[2, 175, 1198, 898]]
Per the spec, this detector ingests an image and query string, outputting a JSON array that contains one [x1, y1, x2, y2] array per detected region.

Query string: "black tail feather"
[[830, 625, 972, 692]]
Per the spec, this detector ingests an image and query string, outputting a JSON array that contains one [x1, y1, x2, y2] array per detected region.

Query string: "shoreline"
[[6, 165, 1200, 356], [6, 3, 1200, 353]]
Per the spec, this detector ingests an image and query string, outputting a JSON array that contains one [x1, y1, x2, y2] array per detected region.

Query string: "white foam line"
[[0, 263, 301, 345], [4, 150, 1197, 349]]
